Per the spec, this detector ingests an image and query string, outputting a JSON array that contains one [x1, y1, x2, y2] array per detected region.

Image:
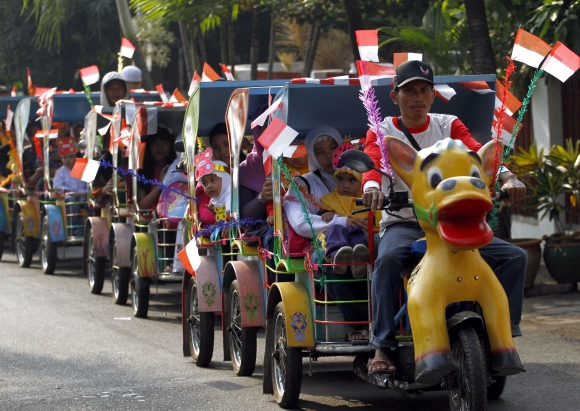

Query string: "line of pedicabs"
[[0, 72, 523, 411]]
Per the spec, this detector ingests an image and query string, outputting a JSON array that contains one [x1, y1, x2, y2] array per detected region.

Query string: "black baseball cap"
[[393, 60, 434, 89]]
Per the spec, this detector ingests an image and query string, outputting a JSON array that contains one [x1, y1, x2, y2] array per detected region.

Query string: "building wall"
[[511, 76, 562, 239]]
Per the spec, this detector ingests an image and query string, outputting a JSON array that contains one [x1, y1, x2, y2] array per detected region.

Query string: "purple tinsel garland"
[[195, 217, 264, 238], [99, 159, 197, 203]]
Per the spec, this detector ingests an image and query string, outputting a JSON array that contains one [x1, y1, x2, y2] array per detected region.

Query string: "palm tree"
[[23, 0, 154, 89], [464, 0, 496, 74]]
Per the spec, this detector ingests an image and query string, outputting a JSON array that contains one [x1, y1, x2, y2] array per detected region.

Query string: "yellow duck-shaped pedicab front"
[[386, 136, 524, 384]]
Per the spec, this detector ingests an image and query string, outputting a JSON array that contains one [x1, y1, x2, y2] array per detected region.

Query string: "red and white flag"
[[434, 84, 457, 102], [257, 117, 298, 158], [263, 149, 273, 177], [170, 88, 187, 103], [79, 65, 100, 86], [136, 106, 158, 136], [251, 96, 283, 129], [120, 38, 136, 59], [492, 111, 519, 147], [5, 106, 14, 131], [202, 63, 221, 82], [188, 71, 201, 96], [283, 144, 307, 159], [178, 238, 201, 274], [495, 80, 522, 117], [540, 41, 580, 83], [457, 81, 494, 94], [27, 68, 34, 96], [10, 87, 16, 97], [220, 63, 235, 81], [357, 60, 396, 91], [511, 28, 552, 68], [155, 84, 169, 103], [393, 52, 423, 70], [71, 158, 101, 183], [355, 30, 379, 62]]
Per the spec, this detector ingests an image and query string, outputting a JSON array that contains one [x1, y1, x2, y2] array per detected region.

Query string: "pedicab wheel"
[[228, 279, 257, 376], [15, 212, 36, 268], [87, 228, 106, 294], [448, 326, 487, 411], [488, 376, 507, 400], [40, 215, 57, 275], [131, 246, 150, 318], [111, 238, 130, 305], [272, 302, 302, 408], [187, 276, 214, 366]]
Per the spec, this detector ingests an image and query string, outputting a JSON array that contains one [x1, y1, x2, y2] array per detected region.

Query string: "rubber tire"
[[0, 232, 5, 261], [488, 376, 507, 400], [40, 215, 58, 275], [448, 326, 487, 411], [15, 212, 36, 268], [111, 238, 130, 305], [131, 246, 150, 318], [228, 280, 257, 376], [272, 302, 302, 409], [187, 276, 214, 367], [87, 228, 106, 294]]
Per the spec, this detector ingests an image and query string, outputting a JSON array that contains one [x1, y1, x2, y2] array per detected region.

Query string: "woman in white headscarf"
[[283, 125, 369, 330], [283, 125, 366, 238]]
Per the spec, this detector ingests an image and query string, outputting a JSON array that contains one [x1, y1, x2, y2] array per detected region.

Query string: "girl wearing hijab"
[[283, 126, 367, 238], [200, 160, 232, 222]]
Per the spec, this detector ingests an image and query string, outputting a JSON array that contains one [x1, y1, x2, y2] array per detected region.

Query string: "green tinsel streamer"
[[278, 157, 326, 271], [489, 69, 543, 232], [82, 83, 94, 108]]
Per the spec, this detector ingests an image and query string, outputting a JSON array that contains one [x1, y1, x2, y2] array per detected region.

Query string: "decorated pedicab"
[[260, 75, 523, 409], [125, 101, 188, 318], [34, 92, 101, 274], [180, 80, 285, 374], [82, 91, 163, 295], [8, 96, 41, 267], [0, 96, 30, 260]]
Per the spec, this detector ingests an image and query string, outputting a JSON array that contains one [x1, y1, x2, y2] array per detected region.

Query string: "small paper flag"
[[71, 158, 100, 183], [120, 38, 136, 59]]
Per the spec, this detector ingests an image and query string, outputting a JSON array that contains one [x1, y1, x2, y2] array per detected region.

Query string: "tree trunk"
[[197, 28, 208, 67], [302, 21, 321, 77], [464, 0, 496, 74], [342, 0, 364, 61], [178, 20, 193, 81], [267, 7, 276, 80], [227, 11, 236, 78], [220, 17, 229, 66], [114, 0, 153, 89], [250, 6, 261, 80]]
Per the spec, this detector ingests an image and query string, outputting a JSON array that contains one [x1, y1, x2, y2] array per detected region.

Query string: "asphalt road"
[[1, 248, 579, 411]]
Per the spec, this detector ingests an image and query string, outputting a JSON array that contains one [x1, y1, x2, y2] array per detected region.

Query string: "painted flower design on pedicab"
[[26, 216, 34, 233], [243, 292, 259, 321], [201, 281, 217, 307], [290, 311, 307, 342], [51, 220, 60, 239]]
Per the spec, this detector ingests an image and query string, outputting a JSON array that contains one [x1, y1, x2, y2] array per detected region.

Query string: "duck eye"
[[427, 167, 443, 189], [470, 165, 481, 179]]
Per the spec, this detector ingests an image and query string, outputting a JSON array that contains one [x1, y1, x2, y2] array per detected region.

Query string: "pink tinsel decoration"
[[358, 61, 393, 177]]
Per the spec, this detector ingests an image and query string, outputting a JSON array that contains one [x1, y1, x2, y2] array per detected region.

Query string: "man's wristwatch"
[[257, 192, 267, 203]]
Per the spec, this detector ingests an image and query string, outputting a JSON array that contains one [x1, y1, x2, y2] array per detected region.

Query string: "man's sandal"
[[367, 358, 397, 375], [346, 328, 369, 344]]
